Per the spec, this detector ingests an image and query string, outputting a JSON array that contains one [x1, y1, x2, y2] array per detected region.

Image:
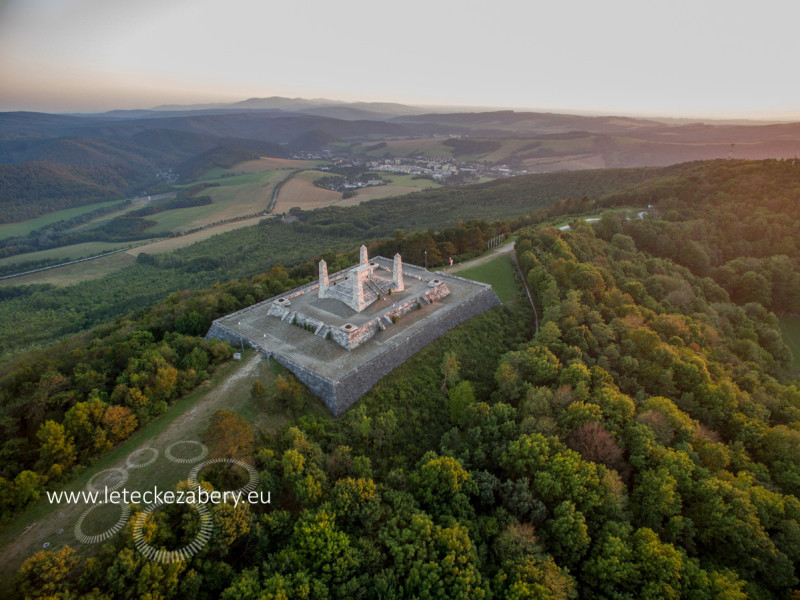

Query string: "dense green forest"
[[0, 162, 135, 223], [0, 265, 292, 525], [0, 124, 287, 224], [0, 231, 522, 528], [4, 159, 800, 599], [176, 143, 285, 182]]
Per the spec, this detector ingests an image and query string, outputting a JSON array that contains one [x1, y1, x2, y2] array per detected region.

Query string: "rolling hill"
[[1, 100, 799, 225]]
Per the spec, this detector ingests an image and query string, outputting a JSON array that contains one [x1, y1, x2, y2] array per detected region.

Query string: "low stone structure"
[[206, 247, 501, 415]]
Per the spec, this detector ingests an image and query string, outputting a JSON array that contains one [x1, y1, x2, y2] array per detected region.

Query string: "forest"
[[0, 162, 135, 224], [3, 159, 800, 598], [0, 124, 288, 225]]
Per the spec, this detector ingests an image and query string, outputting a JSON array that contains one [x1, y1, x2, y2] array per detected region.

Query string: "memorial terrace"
[[206, 249, 501, 414]]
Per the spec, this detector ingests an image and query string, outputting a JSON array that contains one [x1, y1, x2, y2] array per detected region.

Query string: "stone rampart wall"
[[327, 285, 501, 414], [206, 259, 502, 415], [205, 322, 246, 348], [270, 354, 337, 404], [330, 321, 379, 350]]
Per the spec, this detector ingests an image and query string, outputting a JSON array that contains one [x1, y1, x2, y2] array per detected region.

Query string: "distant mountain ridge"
[[150, 96, 430, 118]]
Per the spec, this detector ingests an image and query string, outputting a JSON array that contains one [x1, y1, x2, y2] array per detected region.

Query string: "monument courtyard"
[[206, 246, 501, 414]]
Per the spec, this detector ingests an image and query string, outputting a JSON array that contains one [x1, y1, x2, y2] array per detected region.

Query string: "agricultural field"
[[349, 185, 429, 203], [348, 138, 454, 158], [0, 241, 133, 269], [67, 194, 174, 233], [0, 215, 275, 287], [347, 174, 441, 202], [0, 250, 136, 287], [0, 160, 319, 286], [342, 137, 619, 164], [337, 134, 652, 172], [79, 168, 290, 236], [73, 161, 313, 236], [148, 169, 283, 233], [0, 199, 128, 241], [523, 153, 608, 172], [379, 174, 441, 189], [272, 170, 345, 212], [478, 138, 543, 163], [273, 170, 444, 212], [230, 157, 322, 173]]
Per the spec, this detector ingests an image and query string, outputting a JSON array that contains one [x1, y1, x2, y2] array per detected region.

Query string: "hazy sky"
[[1, 0, 798, 118]]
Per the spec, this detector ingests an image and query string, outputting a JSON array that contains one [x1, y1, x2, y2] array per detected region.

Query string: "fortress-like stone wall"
[[206, 254, 501, 415], [324, 285, 500, 413]]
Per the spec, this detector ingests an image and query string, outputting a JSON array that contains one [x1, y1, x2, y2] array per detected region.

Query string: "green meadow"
[[457, 253, 518, 304], [0, 199, 127, 241], [779, 315, 800, 371], [0, 241, 133, 269]]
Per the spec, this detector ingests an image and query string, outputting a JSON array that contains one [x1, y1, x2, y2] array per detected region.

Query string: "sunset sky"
[[1, 0, 798, 119]]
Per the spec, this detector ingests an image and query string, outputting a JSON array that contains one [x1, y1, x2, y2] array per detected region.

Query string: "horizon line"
[[1, 96, 798, 124]]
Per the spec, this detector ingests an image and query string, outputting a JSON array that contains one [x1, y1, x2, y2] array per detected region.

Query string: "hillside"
[[2, 158, 799, 599], [391, 109, 661, 134], [0, 162, 136, 223], [0, 159, 793, 359], [0, 128, 289, 223], [2, 104, 800, 226]]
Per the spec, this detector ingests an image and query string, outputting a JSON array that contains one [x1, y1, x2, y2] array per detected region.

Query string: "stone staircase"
[[323, 285, 354, 305], [365, 278, 383, 297]]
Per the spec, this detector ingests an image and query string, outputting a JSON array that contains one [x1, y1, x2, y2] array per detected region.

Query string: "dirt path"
[[439, 241, 515, 274], [153, 353, 262, 444], [0, 353, 268, 584]]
